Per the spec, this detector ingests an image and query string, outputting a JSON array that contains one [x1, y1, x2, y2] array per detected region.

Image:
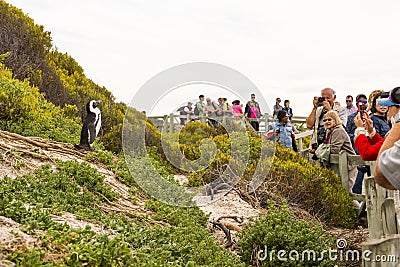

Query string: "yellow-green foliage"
[[0, 62, 80, 143]]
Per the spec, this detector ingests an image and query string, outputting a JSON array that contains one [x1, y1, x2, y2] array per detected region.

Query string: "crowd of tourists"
[[304, 87, 400, 207], [177, 93, 262, 131]]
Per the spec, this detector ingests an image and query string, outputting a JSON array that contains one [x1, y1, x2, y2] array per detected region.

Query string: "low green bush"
[[238, 202, 336, 266], [1, 158, 244, 266]]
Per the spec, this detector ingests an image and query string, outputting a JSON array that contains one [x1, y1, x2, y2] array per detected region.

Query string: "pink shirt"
[[250, 107, 259, 118], [232, 105, 243, 117]]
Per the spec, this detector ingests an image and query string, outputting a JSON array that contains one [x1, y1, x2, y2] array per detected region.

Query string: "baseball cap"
[[377, 87, 400, 106]]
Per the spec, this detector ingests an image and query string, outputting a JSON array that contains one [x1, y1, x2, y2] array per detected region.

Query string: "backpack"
[[177, 106, 187, 115], [194, 103, 200, 115]]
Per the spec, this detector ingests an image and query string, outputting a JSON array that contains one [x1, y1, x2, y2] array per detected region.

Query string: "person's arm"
[[329, 128, 343, 154], [257, 102, 261, 115], [354, 134, 383, 161], [273, 105, 277, 116], [374, 121, 400, 189], [244, 103, 250, 117], [306, 97, 318, 129], [213, 101, 220, 113], [201, 103, 206, 114], [184, 107, 193, 114], [290, 124, 298, 152]]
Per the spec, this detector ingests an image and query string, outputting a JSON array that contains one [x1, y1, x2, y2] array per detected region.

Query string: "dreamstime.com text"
[[257, 239, 399, 263]]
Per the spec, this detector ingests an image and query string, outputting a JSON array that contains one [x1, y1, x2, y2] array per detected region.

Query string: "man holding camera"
[[306, 88, 347, 152], [374, 87, 400, 190]]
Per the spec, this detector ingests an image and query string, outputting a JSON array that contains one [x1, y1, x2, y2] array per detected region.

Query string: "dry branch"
[[211, 220, 233, 248]]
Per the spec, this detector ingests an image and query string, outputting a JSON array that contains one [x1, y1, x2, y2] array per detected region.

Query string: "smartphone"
[[358, 100, 367, 119]]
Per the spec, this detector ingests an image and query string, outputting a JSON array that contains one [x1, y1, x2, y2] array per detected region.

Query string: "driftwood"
[[0, 130, 86, 159], [211, 220, 233, 248], [211, 215, 245, 248]]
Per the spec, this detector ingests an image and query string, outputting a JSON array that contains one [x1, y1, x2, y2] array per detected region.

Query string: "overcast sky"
[[6, 0, 400, 116]]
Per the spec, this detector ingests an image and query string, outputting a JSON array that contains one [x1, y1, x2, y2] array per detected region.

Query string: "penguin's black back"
[[78, 101, 99, 147]]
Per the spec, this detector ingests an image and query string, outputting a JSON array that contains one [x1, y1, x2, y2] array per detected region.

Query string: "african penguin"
[[75, 100, 101, 151]]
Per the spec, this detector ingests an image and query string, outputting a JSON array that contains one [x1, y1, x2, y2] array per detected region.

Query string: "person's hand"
[[354, 113, 364, 128], [313, 97, 318, 108], [322, 100, 331, 111], [363, 113, 374, 135]]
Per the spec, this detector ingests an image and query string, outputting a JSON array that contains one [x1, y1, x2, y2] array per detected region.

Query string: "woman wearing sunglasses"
[[322, 111, 358, 194]]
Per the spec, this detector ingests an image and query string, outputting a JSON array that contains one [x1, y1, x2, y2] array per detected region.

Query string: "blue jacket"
[[273, 121, 295, 149], [370, 115, 390, 138], [345, 112, 357, 147]]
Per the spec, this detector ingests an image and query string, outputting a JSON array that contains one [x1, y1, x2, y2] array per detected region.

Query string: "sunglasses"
[[346, 100, 352, 102], [323, 118, 333, 122]]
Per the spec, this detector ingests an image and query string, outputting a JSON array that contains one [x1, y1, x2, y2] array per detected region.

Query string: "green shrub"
[[0, 161, 117, 229], [238, 202, 336, 266], [86, 149, 116, 171], [0, 62, 80, 143]]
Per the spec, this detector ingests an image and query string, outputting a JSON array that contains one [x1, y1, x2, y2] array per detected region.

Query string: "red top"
[[354, 132, 384, 161]]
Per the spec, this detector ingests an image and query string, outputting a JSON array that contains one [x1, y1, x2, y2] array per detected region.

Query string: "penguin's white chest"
[[94, 109, 101, 136]]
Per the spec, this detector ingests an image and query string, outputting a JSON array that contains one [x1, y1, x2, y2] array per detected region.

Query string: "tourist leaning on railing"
[[322, 111, 357, 188]]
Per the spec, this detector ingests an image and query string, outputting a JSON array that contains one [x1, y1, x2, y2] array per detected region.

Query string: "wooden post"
[[163, 115, 168, 132], [381, 198, 399, 236], [298, 138, 303, 151], [169, 113, 174, 133], [264, 113, 269, 134], [338, 151, 350, 192], [365, 177, 386, 239]]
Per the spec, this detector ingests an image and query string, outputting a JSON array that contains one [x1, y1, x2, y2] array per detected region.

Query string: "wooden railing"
[[303, 150, 400, 266], [147, 113, 313, 150]]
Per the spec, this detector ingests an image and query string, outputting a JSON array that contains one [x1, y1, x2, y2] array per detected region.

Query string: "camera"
[[317, 97, 325, 107], [311, 143, 318, 150], [380, 92, 390, 98]]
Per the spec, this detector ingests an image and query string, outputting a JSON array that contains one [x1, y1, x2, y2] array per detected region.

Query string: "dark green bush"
[[239, 202, 336, 266]]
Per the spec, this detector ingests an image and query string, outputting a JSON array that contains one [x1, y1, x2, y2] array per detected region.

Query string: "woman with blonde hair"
[[322, 111, 358, 195], [368, 89, 384, 112]]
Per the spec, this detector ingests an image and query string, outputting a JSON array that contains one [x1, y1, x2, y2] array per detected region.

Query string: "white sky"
[[6, 0, 400, 116]]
